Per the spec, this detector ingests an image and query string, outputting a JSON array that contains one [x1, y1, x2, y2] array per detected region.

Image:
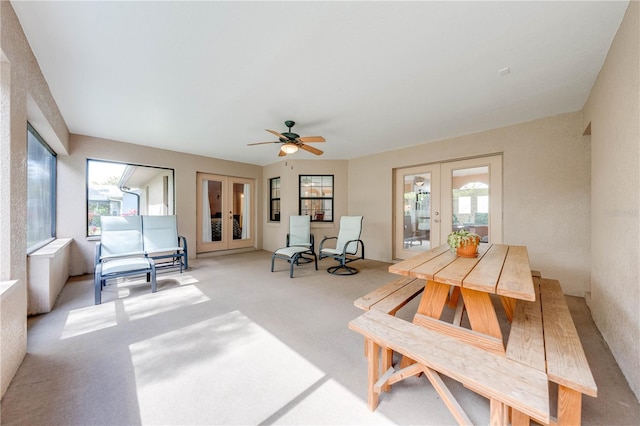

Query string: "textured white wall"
[[1, 0, 69, 284], [582, 1, 639, 401], [349, 111, 591, 297], [0, 280, 26, 398], [58, 135, 263, 276], [262, 159, 349, 254], [1, 2, 69, 397]]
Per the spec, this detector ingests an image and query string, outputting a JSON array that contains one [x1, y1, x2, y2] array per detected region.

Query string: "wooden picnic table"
[[353, 243, 595, 424], [389, 243, 534, 355]]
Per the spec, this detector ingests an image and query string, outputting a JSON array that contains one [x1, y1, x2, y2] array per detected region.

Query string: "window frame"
[[86, 159, 175, 237], [269, 177, 281, 222], [299, 175, 334, 223], [26, 122, 57, 254]]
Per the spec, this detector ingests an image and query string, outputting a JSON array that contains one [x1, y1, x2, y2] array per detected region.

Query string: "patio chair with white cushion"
[[271, 215, 317, 278], [94, 216, 156, 304], [142, 215, 188, 272], [319, 216, 365, 275]]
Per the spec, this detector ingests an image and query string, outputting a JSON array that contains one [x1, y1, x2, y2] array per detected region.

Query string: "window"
[[299, 175, 333, 222], [86, 159, 175, 236], [458, 196, 471, 214], [269, 177, 281, 222], [27, 123, 57, 253], [477, 195, 489, 214], [452, 180, 489, 227]]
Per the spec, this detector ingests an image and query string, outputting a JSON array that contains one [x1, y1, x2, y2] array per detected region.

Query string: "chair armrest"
[[144, 236, 187, 256], [319, 236, 337, 251], [178, 235, 187, 251], [341, 239, 365, 256], [95, 242, 102, 267]]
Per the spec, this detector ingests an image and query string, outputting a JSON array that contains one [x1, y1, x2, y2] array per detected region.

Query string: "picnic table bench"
[[354, 277, 425, 378], [349, 310, 549, 425], [350, 245, 597, 425], [354, 276, 425, 315], [507, 277, 597, 425]]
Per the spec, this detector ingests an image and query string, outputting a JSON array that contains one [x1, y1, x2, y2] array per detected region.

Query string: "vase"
[[456, 241, 479, 258]]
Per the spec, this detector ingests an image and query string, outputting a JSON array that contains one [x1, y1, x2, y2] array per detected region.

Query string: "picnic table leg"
[[400, 280, 451, 368], [367, 338, 380, 411], [460, 287, 503, 342], [489, 398, 509, 426], [511, 408, 531, 426], [448, 286, 461, 309], [557, 385, 582, 426], [381, 347, 393, 392], [500, 296, 515, 322], [416, 280, 450, 318], [364, 336, 393, 376]]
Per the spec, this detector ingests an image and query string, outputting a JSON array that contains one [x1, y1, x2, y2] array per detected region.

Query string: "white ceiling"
[[11, 1, 628, 166]]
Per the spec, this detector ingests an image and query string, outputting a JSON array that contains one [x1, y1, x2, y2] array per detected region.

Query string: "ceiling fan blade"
[[299, 144, 323, 156], [266, 129, 287, 140], [278, 149, 287, 157], [298, 136, 326, 143], [247, 141, 280, 146]]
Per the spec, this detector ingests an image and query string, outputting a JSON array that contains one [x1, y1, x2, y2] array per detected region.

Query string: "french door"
[[196, 173, 254, 253], [394, 155, 502, 259], [394, 164, 441, 260]]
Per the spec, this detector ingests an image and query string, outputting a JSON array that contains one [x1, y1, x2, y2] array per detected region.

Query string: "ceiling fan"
[[247, 120, 325, 156]]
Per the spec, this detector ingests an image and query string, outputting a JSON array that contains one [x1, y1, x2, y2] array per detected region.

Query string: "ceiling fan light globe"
[[281, 143, 299, 154]]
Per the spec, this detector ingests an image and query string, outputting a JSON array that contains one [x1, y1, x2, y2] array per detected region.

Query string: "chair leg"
[[290, 254, 299, 278], [327, 264, 359, 275], [150, 263, 157, 293], [327, 256, 359, 275], [94, 268, 102, 305], [327, 250, 363, 275], [271, 255, 276, 272]]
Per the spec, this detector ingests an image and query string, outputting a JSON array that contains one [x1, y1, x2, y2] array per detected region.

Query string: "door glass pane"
[[204, 179, 223, 242], [451, 166, 489, 243], [403, 173, 431, 252], [232, 182, 249, 240]]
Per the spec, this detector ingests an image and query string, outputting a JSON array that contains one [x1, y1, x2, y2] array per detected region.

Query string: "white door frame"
[[394, 154, 503, 259], [441, 155, 503, 245], [196, 173, 255, 253], [394, 164, 441, 260]]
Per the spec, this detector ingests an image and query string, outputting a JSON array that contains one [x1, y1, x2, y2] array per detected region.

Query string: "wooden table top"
[[389, 243, 535, 301]]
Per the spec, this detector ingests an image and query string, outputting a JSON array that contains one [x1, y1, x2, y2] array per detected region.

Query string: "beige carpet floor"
[[1, 250, 638, 425]]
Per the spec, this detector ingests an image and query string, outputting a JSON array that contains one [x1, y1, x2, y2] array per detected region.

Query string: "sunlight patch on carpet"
[[123, 285, 209, 320], [129, 310, 326, 425], [169, 273, 200, 285], [268, 377, 395, 425], [61, 303, 117, 339]]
